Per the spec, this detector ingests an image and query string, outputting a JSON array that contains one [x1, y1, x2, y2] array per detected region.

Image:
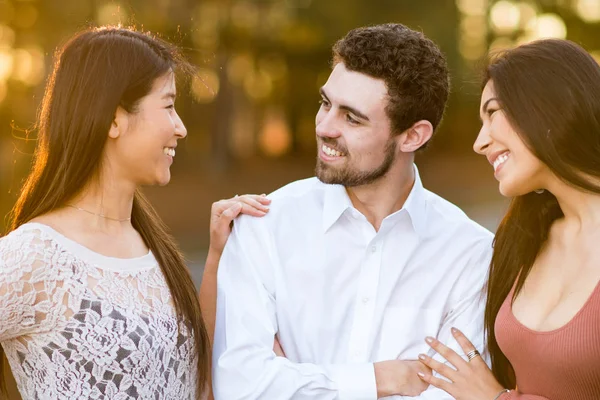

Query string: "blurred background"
[[1, 0, 600, 287]]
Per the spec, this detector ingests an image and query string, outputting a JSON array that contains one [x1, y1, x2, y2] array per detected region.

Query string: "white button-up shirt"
[[213, 168, 493, 400]]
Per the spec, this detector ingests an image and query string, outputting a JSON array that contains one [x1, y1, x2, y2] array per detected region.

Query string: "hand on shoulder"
[[209, 194, 271, 256]]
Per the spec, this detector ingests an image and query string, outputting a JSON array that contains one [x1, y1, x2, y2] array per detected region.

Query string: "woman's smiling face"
[[473, 80, 549, 197]]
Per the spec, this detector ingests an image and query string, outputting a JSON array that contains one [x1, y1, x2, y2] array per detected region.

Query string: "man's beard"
[[315, 138, 396, 187]]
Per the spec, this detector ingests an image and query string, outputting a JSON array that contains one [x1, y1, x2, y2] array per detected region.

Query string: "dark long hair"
[[484, 39, 600, 388], [2, 27, 209, 397]]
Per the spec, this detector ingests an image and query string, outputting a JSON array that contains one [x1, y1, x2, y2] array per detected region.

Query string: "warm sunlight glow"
[[460, 15, 488, 60], [259, 108, 291, 157], [11, 47, 45, 86], [460, 36, 487, 60], [456, 0, 488, 16], [517, 2, 538, 28], [0, 50, 14, 81], [0, 25, 16, 48], [244, 69, 273, 100], [490, 1, 521, 34], [489, 37, 515, 53], [227, 53, 253, 86], [230, 108, 256, 158], [13, 3, 38, 29], [231, 1, 259, 30], [192, 69, 220, 104], [97, 3, 127, 26], [575, 0, 600, 23], [0, 81, 7, 105], [527, 13, 567, 39]]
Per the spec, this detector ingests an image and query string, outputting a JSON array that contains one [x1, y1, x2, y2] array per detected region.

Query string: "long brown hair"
[[483, 39, 600, 388], [2, 27, 209, 396]]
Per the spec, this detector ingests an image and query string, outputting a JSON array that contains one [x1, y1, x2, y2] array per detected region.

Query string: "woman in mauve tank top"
[[416, 39, 600, 400]]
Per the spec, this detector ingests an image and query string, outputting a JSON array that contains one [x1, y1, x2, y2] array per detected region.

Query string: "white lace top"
[[0, 223, 197, 400]]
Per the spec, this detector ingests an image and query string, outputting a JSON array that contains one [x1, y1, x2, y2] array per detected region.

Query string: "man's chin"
[[316, 169, 344, 186], [315, 163, 335, 184]]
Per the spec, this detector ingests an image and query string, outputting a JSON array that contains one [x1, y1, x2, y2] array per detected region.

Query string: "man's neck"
[[346, 162, 416, 231]]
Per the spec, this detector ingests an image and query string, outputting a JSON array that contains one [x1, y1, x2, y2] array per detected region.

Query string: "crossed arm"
[[200, 195, 432, 399]]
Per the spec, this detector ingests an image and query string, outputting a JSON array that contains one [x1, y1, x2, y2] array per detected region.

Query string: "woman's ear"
[[398, 120, 433, 152], [108, 106, 129, 139]]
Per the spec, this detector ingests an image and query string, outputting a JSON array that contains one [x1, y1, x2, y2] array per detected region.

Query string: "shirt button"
[[370, 246, 377, 253], [362, 297, 370, 304]]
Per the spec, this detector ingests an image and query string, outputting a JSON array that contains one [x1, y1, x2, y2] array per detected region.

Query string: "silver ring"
[[466, 349, 481, 362]]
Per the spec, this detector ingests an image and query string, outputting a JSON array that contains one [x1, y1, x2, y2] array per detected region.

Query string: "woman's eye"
[[487, 108, 499, 117], [166, 104, 175, 109]]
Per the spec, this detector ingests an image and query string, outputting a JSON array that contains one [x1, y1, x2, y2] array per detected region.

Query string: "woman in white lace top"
[[0, 27, 210, 399]]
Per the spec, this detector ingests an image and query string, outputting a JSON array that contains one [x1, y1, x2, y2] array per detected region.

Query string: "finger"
[[231, 194, 271, 205], [220, 202, 243, 220], [418, 354, 458, 381], [239, 202, 267, 217], [450, 328, 480, 360], [212, 199, 237, 216], [255, 194, 271, 205], [237, 196, 270, 212], [243, 195, 271, 207], [418, 372, 452, 394], [425, 336, 466, 370]]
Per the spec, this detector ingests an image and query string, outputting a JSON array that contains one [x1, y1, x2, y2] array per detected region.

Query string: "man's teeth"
[[163, 147, 176, 157], [493, 152, 509, 171], [322, 144, 344, 157]]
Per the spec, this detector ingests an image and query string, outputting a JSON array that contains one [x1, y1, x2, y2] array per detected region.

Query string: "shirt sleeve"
[[0, 230, 64, 342], [212, 215, 378, 400], [396, 237, 493, 400]]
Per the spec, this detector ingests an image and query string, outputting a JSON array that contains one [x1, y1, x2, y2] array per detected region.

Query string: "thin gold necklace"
[[66, 205, 131, 222]]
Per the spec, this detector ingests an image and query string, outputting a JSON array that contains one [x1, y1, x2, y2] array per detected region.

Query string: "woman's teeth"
[[163, 147, 175, 157], [493, 152, 510, 172], [322, 144, 344, 157]]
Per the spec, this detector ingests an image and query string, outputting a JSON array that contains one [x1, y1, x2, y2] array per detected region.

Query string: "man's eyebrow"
[[479, 97, 499, 122], [319, 87, 370, 122]]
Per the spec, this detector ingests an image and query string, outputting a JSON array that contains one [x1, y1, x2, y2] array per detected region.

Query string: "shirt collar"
[[321, 164, 428, 237], [322, 182, 353, 233], [401, 165, 428, 238]]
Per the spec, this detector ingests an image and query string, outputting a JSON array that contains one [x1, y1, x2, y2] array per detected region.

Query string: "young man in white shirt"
[[210, 23, 493, 399]]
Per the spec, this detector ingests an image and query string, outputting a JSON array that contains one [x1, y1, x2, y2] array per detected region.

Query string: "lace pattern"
[[0, 224, 197, 399]]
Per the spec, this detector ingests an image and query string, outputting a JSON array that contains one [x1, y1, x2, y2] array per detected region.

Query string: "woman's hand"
[[417, 328, 505, 400], [201, 194, 271, 350], [209, 194, 271, 255]]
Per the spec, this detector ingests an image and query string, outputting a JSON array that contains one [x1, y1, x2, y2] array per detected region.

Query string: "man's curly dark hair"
[[333, 23, 449, 144]]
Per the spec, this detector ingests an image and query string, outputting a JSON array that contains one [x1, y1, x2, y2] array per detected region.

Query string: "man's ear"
[[108, 106, 129, 139], [397, 120, 433, 152]]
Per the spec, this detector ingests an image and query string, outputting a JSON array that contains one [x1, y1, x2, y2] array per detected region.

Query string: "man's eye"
[[346, 114, 359, 124]]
